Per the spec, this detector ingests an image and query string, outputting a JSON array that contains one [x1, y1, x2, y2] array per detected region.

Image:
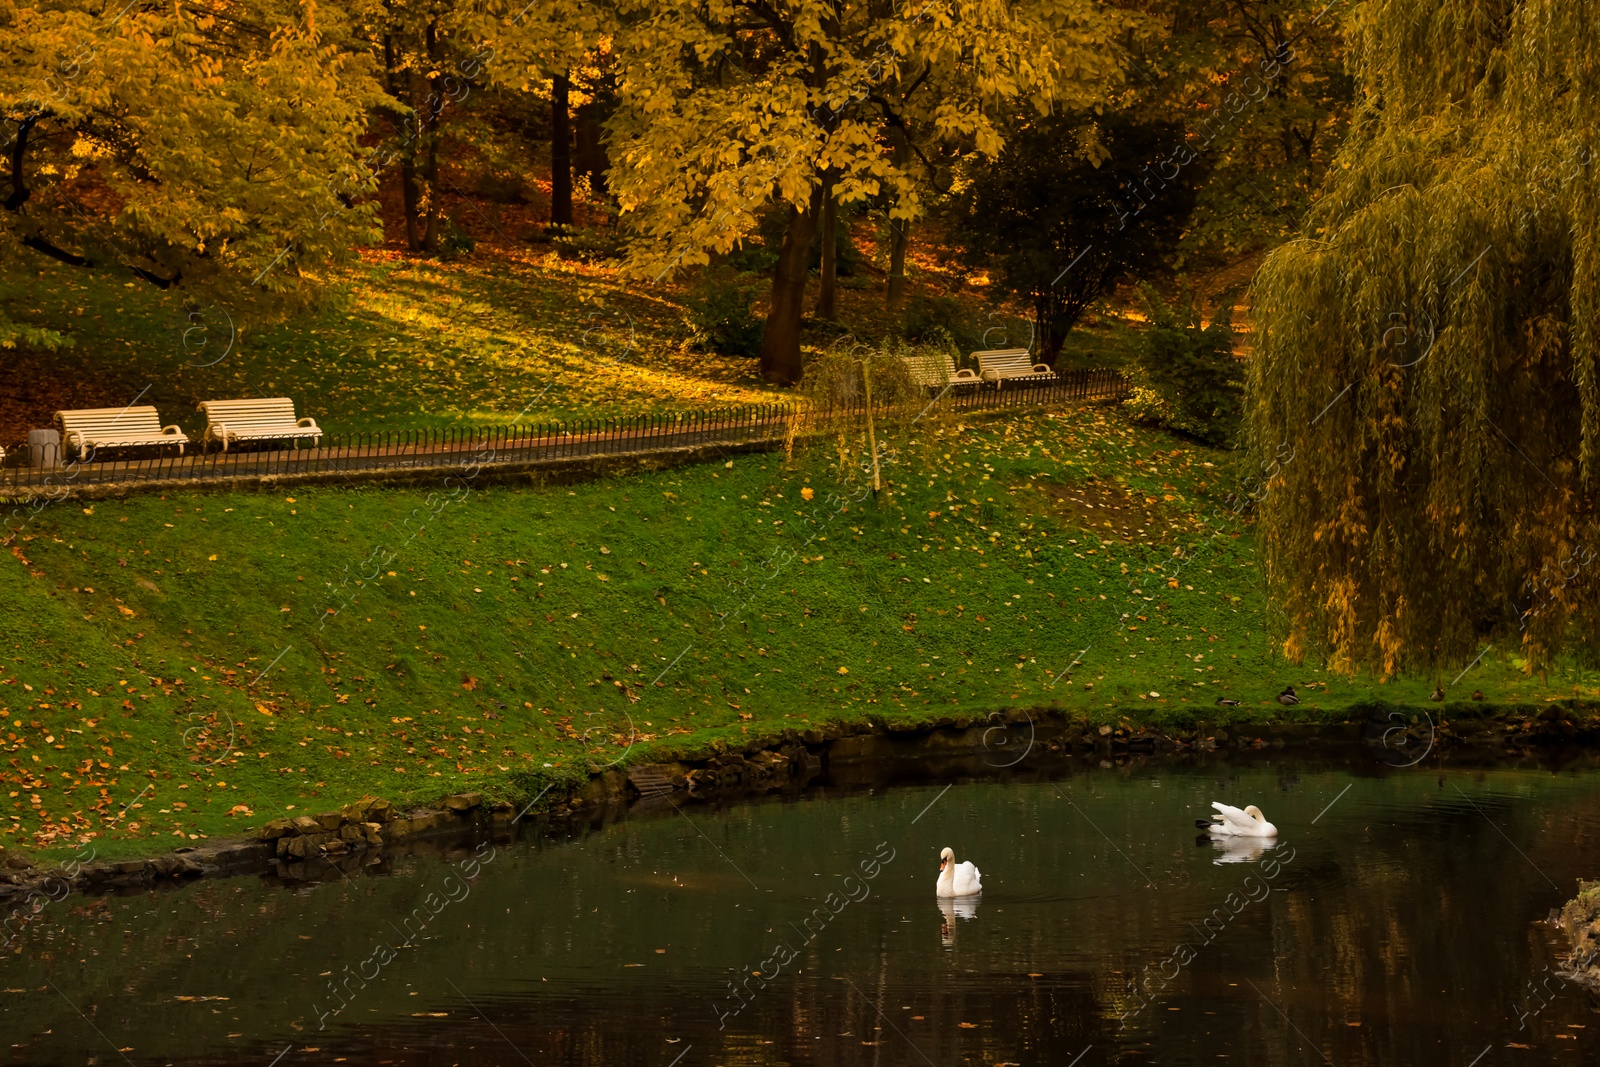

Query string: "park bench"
[[197, 397, 322, 452], [975, 348, 1058, 388], [55, 406, 189, 458], [901, 351, 982, 390]]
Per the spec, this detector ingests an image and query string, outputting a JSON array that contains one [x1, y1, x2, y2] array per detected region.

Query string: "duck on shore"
[[1276, 686, 1299, 705]]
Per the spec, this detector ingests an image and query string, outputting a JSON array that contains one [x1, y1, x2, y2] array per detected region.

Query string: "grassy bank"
[[0, 246, 1141, 442], [1, 402, 1574, 861]]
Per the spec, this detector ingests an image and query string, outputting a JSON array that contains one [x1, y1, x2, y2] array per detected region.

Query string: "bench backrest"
[[198, 397, 301, 430], [901, 352, 950, 387], [974, 348, 1038, 376], [56, 406, 166, 439]]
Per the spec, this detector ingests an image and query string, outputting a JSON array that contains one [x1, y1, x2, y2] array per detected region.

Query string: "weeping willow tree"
[[1247, 0, 1600, 675]]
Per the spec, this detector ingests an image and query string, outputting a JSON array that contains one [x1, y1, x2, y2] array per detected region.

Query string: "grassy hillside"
[[0, 402, 1565, 860], [0, 244, 1142, 442]]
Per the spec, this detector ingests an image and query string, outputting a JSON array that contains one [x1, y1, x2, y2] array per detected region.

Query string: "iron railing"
[[0, 368, 1127, 495]]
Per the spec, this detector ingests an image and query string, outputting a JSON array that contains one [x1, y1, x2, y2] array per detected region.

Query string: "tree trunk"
[[551, 72, 573, 226], [886, 215, 910, 309], [421, 132, 441, 252], [399, 156, 423, 251], [885, 132, 912, 309], [420, 20, 443, 252], [574, 102, 609, 197], [816, 177, 837, 319], [1035, 292, 1065, 367], [383, 33, 425, 253], [4, 114, 37, 211], [761, 191, 822, 386]]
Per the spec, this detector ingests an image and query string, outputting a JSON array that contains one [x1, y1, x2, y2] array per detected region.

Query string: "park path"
[[0, 370, 1127, 498]]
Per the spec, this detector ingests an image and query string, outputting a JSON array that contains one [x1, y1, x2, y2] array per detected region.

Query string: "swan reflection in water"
[[1198, 833, 1283, 865], [938, 895, 982, 946]]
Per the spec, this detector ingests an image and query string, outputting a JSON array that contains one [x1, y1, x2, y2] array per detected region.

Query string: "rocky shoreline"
[[1559, 881, 1600, 986], [2, 700, 1597, 910]]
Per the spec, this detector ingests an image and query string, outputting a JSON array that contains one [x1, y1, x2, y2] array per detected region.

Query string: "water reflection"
[[936, 895, 981, 946], [9, 749, 1600, 1066], [1204, 834, 1283, 865]]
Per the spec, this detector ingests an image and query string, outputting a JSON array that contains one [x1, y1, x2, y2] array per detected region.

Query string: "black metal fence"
[[0, 368, 1127, 495]]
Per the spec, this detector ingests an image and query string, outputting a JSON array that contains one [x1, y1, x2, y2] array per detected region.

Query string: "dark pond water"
[[7, 747, 1600, 1066]]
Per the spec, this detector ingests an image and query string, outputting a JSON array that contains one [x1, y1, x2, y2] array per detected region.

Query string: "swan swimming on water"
[[1195, 802, 1278, 838], [936, 847, 983, 897]]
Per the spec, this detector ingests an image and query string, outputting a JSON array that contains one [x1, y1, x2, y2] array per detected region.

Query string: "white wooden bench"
[[198, 397, 322, 451], [902, 351, 982, 390], [975, 348, 1058, 388], [55, 406, 189, 458]]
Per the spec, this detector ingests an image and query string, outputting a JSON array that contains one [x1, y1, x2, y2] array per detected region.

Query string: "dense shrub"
[[471, 170, 529, 204], [724, 241, 780, 274], [1123, 284, 1243, 446], [547, 223, 625, 262], [439, 220, 476, 258], [902, 295, 972, 348], [685, 269, 765, 358]]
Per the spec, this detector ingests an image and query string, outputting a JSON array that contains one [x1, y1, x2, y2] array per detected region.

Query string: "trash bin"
[[27, 428, 61, 469]]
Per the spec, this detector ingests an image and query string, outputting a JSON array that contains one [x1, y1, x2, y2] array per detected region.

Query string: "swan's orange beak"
[[939, 858, 947, 871]]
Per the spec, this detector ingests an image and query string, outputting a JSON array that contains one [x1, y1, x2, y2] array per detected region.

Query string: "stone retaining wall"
[[2, 700, 1596, 905]]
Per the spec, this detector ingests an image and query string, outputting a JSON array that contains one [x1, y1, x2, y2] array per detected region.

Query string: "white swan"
[[1197, 802, 1278, 838], [936, 846, 983, 897]]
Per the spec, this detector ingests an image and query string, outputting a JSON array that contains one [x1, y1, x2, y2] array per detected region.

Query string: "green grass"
[[1, 249, 1142, 442], [1, 250, 776, 438], [0, 402, 1576, 862]]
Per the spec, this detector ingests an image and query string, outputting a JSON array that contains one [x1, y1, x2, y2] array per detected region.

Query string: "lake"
[[7, 746, 1600, 1065]]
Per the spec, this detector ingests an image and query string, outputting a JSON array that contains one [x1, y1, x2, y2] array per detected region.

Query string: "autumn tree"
[[347, 0, 484, 253], [461, 0, 615, 225], [1119, 0, 1352, 261], [0, 0, 382, 297], [606, 0, 1139, 386], [950, 111, 1204, 364], [1247, 0, 1600, 674]]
